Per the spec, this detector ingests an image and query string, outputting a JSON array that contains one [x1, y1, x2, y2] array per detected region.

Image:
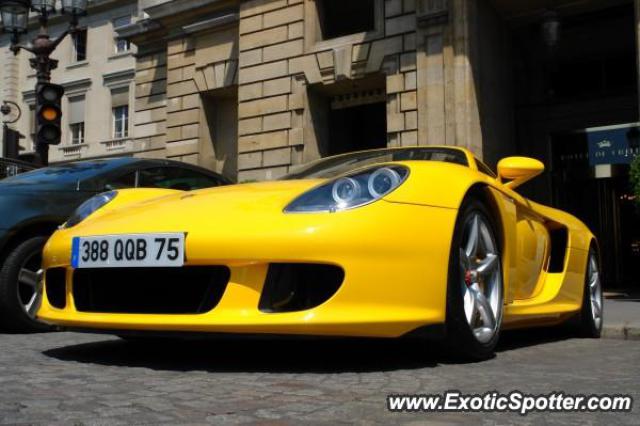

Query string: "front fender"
[[68, 188, 184, 228], [384, 161, 495, 208], [385, 161, 522, 304]]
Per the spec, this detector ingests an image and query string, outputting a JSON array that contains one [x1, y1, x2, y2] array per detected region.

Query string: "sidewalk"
[[602, 292, 640, 341]]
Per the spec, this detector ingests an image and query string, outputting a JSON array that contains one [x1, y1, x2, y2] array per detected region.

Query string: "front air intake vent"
[[73, 266, 230, 314], [45, 268, 67, 309], [259, 263, 344, 313]]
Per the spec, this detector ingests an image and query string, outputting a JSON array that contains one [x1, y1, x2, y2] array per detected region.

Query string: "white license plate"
[[71, 233, 185, 269]]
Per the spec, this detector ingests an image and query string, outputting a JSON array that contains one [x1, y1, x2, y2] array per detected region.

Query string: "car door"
[[512, 197, 550, 300], [475, 158, 549, 301]]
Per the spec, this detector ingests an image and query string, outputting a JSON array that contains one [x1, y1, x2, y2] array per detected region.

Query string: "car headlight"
[[284, 166, 409, 213], [64, 191, 118, 228]]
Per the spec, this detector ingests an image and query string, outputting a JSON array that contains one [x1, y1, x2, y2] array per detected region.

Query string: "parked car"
[[37, 147, 601, 360], [1, 157, 38, 180], [0, 157, 230, 331]]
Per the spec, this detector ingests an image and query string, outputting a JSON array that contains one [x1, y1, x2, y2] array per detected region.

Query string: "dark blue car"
[[0, 158, 230, 331]]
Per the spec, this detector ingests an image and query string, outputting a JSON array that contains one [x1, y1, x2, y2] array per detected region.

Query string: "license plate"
[[71, 233, 185, 269]]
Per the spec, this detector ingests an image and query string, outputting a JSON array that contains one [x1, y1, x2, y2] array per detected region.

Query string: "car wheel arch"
[[459, 183, 505, 254], [0, 221, 60, 266], [456, 183, 513, 304]]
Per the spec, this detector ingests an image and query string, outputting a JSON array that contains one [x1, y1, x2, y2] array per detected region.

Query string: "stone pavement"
[[0, 329, 638, 425], [603, 294, 640, 340]]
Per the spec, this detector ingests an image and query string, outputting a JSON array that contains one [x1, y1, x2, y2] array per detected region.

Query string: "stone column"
[[416, 0, 482, 156], [416, 0, 451, 147], [451, 0, 482, 157], [0, 46, 19, 151], [2, 47, 19, 106], [132, 45, 169, 159]]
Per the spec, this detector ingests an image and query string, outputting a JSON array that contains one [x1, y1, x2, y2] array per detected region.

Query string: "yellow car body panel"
[[37, 146, 596, 338], [41, 198, 457, 337]]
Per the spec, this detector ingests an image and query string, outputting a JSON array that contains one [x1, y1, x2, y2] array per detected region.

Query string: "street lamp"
[[0, 0, 29, 43], [61, 0, 87, 19], [541, 10, 561, 49], [0, 0, 88, 165], [31, 0, 55, 14]]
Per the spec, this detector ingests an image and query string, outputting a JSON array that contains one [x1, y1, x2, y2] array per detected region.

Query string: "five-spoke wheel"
[[576, 248, 603, 337], [459, 213, 502, 344], [17, 251, 42, 319], [445, 198, 503, 360], [0, 236, 49, 332]]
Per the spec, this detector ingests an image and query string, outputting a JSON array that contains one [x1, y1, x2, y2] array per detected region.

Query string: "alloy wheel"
[[459, 213, 502, 344], [17, 251, 42, 319], [588, 252, 603, 331]]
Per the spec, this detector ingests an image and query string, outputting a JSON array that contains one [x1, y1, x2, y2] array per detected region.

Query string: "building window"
[[72, 29, 87, 62], [113, 105, 129, 139], [201, 89, 239, 180], [111, 87, 129, 139], [70, 123, 85, 145], [113, 16, 131, 53], [68, 96, 85, 145], [307, 75, 387, 157], [316, 0, 376, 40]]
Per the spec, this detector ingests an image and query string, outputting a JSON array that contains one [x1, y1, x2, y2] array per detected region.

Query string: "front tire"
[[0, 236, 50, 332], [575, 247, 603, 338], [444, 198, 504, 361]]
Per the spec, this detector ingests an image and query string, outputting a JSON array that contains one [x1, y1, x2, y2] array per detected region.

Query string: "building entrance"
[[327, 102, 386, 156], [306, 75, 387, 158], [551, 128, 640, 290], [506, 2, 639, 289]]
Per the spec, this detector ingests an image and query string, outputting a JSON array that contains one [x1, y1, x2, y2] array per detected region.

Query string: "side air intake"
[[259, 263, 344, 313]]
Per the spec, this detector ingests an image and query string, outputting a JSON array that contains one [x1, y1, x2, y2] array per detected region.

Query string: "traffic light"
[[2, 125, 24, 159], [36, 83, 64, 146]]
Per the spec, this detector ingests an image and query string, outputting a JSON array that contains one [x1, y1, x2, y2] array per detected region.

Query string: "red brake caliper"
[[464, 270, 472, 287]]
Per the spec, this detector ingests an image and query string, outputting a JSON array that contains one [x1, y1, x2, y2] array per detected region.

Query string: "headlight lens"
[[64, 191, 117, 228], [331, 177, 361, 204], [285, 166, 409, 213]]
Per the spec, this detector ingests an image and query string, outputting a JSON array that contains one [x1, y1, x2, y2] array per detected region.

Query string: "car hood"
[[68, 179, 326, 235]]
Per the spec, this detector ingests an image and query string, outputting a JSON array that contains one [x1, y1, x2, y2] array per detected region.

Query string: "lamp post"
[[0, 0, 87, 165], [541, 10, 561, 50]]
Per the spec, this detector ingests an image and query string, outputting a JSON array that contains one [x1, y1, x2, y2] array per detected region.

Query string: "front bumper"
[[38, 201, 457, 338]]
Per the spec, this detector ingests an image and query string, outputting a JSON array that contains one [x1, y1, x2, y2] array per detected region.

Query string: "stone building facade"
[[122, 0, 493, 182]]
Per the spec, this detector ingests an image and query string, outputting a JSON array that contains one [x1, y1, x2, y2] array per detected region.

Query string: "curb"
[[602, 324, 640, 341]]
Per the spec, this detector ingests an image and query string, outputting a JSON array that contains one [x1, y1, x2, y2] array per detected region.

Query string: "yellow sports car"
[[36, 147, 602, 360]]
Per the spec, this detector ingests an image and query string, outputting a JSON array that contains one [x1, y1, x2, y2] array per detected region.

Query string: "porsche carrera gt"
[[36, 147, 602, 359]]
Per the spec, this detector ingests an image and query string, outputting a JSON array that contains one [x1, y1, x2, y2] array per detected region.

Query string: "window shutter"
[[111, 88, 129, 108], [68, 96, 85, 124]]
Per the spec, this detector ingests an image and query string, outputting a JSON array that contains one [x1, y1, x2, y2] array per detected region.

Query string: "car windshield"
[[285, 148, 468, 179], [1, 160, 122, 186]]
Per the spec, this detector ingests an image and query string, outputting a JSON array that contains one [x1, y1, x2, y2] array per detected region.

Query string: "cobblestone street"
[[0, 329, 638, 425]]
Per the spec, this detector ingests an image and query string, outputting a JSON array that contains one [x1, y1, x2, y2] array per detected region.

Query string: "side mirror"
[[497, 157, 544, 190]]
